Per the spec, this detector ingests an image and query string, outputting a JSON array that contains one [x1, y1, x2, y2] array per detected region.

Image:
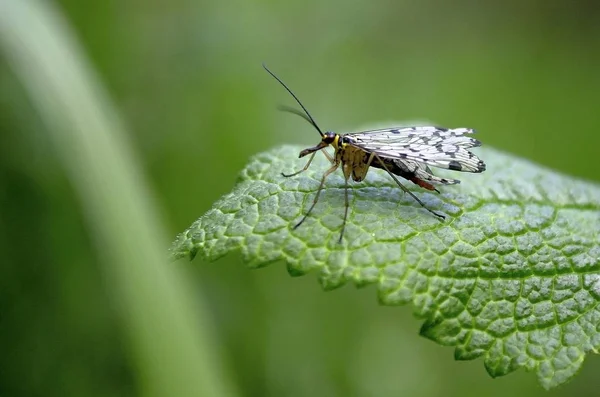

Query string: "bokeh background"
[[1, 0, 599, 396]]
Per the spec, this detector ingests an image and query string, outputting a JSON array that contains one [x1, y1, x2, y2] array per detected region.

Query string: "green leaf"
[[171, 143, 600, 389]]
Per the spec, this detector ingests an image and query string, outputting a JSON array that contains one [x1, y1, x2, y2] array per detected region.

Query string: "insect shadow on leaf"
[[263, 64, 486, 243]]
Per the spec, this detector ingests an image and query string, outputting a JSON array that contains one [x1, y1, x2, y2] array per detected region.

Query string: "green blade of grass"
[[0, 1, 236, 396]]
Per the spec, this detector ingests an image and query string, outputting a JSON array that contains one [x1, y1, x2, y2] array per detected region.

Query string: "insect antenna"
[[263, 64, 324, 137], [277, 105, 320, 131]]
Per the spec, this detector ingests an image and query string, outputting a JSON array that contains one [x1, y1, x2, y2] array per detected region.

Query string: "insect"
[[263, 64, 486, 242]]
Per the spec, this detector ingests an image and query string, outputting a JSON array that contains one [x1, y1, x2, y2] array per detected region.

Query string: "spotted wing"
[[344, 126, 486, 173], [396, 159, 461, 184]]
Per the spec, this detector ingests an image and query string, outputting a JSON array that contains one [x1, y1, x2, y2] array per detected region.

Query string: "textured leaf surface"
[[171, 144, 600, 389]]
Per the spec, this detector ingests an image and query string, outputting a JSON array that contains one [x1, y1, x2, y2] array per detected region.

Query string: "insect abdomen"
[[371, 157, 437, 191]]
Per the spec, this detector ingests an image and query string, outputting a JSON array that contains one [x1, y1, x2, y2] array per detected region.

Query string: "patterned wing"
[[344, 126, 486, 173], [398, 159, 461, 184]]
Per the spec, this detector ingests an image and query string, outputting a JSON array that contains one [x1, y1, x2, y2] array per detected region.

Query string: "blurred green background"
[[1, 0, 599, 396]]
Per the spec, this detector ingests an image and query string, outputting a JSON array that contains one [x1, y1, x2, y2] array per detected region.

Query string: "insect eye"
[[323, 132, 336, 144]]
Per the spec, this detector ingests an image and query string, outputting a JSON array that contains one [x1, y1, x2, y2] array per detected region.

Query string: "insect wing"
[[345, 127, 486, 173], [396, 158, 461, 185]]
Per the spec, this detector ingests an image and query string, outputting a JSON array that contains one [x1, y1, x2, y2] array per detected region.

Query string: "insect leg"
[[321, 148, 333, 162], [294, 162, 340, 229], [282, 149, 333, 177], [373, 154, 445, 220], [282, 152, 317, 177], [337, 152, 375, 242], [339, 175, 350, 243]]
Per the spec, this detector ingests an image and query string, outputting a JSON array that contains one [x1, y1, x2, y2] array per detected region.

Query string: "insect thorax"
[[337, 138, 372, 182]]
